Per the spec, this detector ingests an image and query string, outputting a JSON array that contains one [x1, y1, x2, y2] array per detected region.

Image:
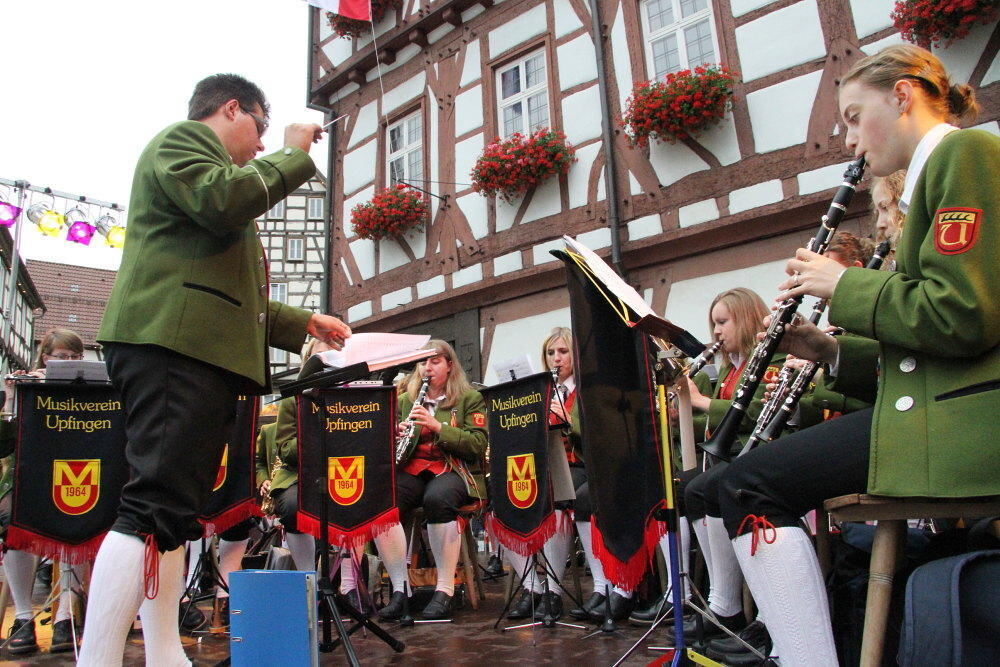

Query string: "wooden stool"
[[457, 500, 486, 610], [824, 493, 1000, 667]]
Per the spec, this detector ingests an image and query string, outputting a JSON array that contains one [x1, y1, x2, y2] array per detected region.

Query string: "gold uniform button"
[[895, 396, 914, 412], [258, 313, 266, 324], [899, 357, 916, 373]]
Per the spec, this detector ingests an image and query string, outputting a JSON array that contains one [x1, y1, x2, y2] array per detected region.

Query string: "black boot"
[[179, 600, 207, 632], [7, 617, 38, 655], [666, 611, 746, 646], [705, 619, 772, 664], [420, 591, 453, 620], [533, 591, 562, 620], [377, 591, 407, 620], [507, 589, 542, 619], [629, 591, 674, 625], [484, 554, 503, 578], [49, 619, 77, 653], [588, 591, 635, 622], [569, 591, 605, 620]]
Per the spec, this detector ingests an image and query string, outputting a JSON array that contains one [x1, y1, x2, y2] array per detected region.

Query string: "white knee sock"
[[506, 549, 541, 593], [338, 546, 364, 594], [55, 562, 89, 623], [575, 521, 608, 596], [542, 513, 572, 595], [373, 523, 408, 594], [77, 531, 148, 667], [691, 516, 714, 589], [706, 516, 744, 617], [138, 546, 190, 667], [3, 549, 37, 620], [215, 538, 247, 598], [284, 532, 316, 572], [612, 586, 633, 598], [184, 540, 201, 590], [658, 516, 691, 601], [733, 526, 837, 666], [427, 521, 461, 597]]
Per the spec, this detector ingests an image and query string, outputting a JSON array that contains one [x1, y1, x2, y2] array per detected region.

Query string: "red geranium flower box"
[[350, 184, 428, 241], [892, 0, 999, 48], [471, 129, 576, 203]]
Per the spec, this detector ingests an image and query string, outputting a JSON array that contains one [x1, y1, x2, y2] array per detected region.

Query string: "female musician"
[[871, 169, 907, 270], [375, 340, 488, 621], [717, 44, 999, 665], [1, 329, 87, 654]]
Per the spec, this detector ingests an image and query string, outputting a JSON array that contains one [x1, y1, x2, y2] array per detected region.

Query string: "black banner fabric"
[[482, 372, 556, 556], [559, 251, 666, 590], [296, 386, 399, 547], [200, 395, 261, 534], [8, 382, 128, 563]]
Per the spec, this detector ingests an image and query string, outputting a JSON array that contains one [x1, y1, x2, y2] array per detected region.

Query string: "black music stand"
[[180, 536, 228, 633]]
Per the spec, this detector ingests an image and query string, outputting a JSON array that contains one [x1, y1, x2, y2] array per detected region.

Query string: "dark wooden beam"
[[408, 28, 429, 48], [378, 48, 396, 65], [443, 7, 462, 26]]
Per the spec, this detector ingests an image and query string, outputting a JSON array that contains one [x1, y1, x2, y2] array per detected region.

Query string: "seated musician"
[[1, 329, 88, 655], [871, 169, 907, 270], [714, 45, 999, 665]]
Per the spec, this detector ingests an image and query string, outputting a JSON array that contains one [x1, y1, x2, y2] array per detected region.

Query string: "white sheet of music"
[[317, 332, 431, 368]]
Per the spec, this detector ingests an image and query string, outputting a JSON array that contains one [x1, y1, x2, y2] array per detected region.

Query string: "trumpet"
[[395, 376, 431, 464]]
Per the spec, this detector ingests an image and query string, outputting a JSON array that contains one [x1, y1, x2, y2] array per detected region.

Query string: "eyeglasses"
[[46, 352, 83, 360], [241, 107, 268, 139]]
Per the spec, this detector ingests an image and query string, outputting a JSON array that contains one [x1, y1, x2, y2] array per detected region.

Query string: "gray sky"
[[1, 0, 330, 270]]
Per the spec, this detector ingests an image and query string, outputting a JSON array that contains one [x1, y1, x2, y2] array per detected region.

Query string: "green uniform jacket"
[[797, 368, 870, 427], [399, 389, 489, 500], [829, 130, 1000, 498], [272, 397, 301, 492], [254, 421, 278, 489], [97, 121, 316, 391]]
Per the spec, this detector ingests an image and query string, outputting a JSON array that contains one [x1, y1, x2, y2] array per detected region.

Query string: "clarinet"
[[698, 156, 866, 462], [738, 238, 890, 457], [395, 376, 431, 464], [687, 340, 723, 378]]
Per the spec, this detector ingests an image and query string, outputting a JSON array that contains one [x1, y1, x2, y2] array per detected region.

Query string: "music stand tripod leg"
[[533, 549, 586, 630]]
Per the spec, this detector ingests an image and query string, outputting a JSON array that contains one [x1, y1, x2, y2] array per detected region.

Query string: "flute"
[[699, 156, 866, 462]]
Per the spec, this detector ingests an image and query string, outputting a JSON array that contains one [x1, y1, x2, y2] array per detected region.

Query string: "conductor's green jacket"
[[98, 120, 315, 391], [829, 129, 1000, 498]]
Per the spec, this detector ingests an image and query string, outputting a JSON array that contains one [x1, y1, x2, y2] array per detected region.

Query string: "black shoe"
[[420, 591, 453, 620], [49, 619, 76, 654], [211, 597, 230, 631], [705, 619, 772, 663], [377, 591, 407, 620], [484, 554, 503, 578], [7, 617, 38, 655], [629, 592, 674, 625], [179, 601, 207, 632], [588, 591, 635, 622], [507, 590, 542, 619], [666, 611, 746, 646], [568, 592, 605, 620], [533, 591, 562, 620]]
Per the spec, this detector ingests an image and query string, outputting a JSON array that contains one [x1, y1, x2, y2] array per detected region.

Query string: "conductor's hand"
[[776, 248, 846, 302], [759, 315, 838, 366], [408, 404, 442, 434], [307, 314, 351, 350], [284, 123, 324, 154]]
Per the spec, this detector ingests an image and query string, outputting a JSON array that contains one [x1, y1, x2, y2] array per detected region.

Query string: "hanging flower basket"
[[327, 0, 400, 39], [891, 0, 999, 48], [620, 65, 738, 147], [471, 129, 576, 203], [350, 184, 428, 241]]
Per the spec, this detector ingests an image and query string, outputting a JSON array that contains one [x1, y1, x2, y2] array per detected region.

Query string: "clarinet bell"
[[697, 435, 733, 462], [696, 407, 742, 462]]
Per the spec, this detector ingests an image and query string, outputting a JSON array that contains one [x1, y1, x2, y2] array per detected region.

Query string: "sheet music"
[[562, 235, 654, 318], [317, 333, 431, 368], [491, 355, 535, 384], [548, 431, 576, 502]]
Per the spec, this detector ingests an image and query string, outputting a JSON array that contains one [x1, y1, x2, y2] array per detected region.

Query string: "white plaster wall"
[[695, 115, 741, 166], [488, 4, 548, 58], [850, 0, 895, 39], [628, 214, 662, 240], [797, 161, 851, 196], [532, 239, 563, 265], [933, 21, 998, 84], [730, 0, 779, 17], [428, 23, 455, 45], [557, 34, 598, 90], [973, 120, 1000, 136], [455, 86, 484, 137], [984, 53, 1000, 87], [455, 134, 485, 193], [347, 300, 372, 322], [452, 263, 483, 288], [728, 179, 783, 215], [629, 173, 643, 196], [348, 101, 378, 149], [460, 40, 483, 86], [746, 70, 824, 153], [577, 226, 611, 249], [461, 4, 486, 23], [382, 72, 427, 116], [561, 85, 603, 144], [417, 275, 446, 299], [350, 238, 376, 280], [323, 37, 354, 69], [494, 251, 523, 276], [355, 11, 396, 48], [382, 286, 412, 311], [496, 197, 518, 232], [567, 142, 601, 210], [378, 238, 412, 273], [456, 193, 490, 239], [553, 0, 584, 38], [366, 44, 422, 80], [342, 142, 377, 194], [679, 198, 720, 228], [609, 4, 633, 112], [403, 224, 427, 258], [665, 259, 786, 343], [736, 0, 825, 82], [647, 139, 710, 186], [522, 177, 563, 224], [485, 307, 572, 385]]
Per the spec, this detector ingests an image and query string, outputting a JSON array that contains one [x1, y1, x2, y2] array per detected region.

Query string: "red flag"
[[304, 0, 371, 21]]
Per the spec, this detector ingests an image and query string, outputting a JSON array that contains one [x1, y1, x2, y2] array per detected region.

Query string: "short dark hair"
[[187, 74, 270, 121], [828, 232, 868, 266]]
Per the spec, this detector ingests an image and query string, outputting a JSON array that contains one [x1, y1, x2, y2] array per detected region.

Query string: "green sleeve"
[[436, 390, 488, 463], [274, 397, 299, 467], [255, 423, 275, 487], [826, 336, 880, 405], [154, 122, 315, 236], [268, 301, 312, 353]]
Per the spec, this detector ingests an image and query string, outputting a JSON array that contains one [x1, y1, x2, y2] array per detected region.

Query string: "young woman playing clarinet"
[[716, 44, 999, 665], [375, 340, 488, 621]]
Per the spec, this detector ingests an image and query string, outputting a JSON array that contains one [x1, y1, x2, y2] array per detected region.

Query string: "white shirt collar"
[[899, 123, 959, 213], [727, 352, 745, 369], [559, 376, 576, 394]]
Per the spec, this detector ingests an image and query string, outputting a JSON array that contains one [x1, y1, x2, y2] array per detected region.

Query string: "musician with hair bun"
[[714, 44, 999, 665], [375, 340, 488, 621]]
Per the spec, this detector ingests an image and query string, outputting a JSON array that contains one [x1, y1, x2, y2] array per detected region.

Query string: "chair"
[[456, 500, 486, 610], [823, 493, 1000, 667]]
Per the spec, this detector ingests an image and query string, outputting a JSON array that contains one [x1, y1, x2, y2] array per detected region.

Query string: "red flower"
[[470, 129, 577, 202], [891, 0, 998, 46], [350, 185, 428, 241]]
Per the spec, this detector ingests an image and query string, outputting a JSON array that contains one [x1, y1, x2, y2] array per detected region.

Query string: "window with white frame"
[[307, 197, 324, 220], [267, 200, 286, 219], [641, 0, 718, 81], [496, 50, 550, 137], [269, 282, 288, 303], [386, 111, 423, 186], [287, 237, 305, 262]]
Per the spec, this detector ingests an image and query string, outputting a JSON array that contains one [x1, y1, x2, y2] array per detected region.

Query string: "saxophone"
[[260, 454, 282, 515], [395, 376, 431, 464]]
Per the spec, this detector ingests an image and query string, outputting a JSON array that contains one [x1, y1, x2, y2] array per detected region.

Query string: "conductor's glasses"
[[241, 107, 269, 139]]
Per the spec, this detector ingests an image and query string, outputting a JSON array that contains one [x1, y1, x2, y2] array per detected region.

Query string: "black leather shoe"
[[7, 617, 38, 655], [666, 611, 746, 646], [420, 591, 453, 620], [568, 592, 605, 620], [49, 619, 76, 653], [533, 591, 562, 620], [588, 591, 635, 622], [377, 591, 407, 620], [507, 590, 542, 619], [179, 601, 207, 632], [629, 592, 674, 625], [705, 619, 772, 664], [484, 554, 503, 577]]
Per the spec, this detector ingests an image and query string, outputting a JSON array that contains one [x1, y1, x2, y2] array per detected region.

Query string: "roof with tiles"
[[26, 260, 116, 348]]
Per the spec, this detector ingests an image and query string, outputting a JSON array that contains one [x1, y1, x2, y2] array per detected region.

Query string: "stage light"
[[26, 203, 48, 224], [37, 210, 65, 236], [67, 220, 96, 245], [106, 224, 126, 248], [0, 202, 20, 227]]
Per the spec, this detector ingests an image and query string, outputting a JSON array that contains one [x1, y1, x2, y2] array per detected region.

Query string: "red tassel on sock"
[[143, 534, 160, 600], [736, 514, 777, 556]]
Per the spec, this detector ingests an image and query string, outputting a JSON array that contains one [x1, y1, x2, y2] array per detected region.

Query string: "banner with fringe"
[[296, 386, 400, 548], [200, 395, 262, 535], [7, 382, 128, 564]]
